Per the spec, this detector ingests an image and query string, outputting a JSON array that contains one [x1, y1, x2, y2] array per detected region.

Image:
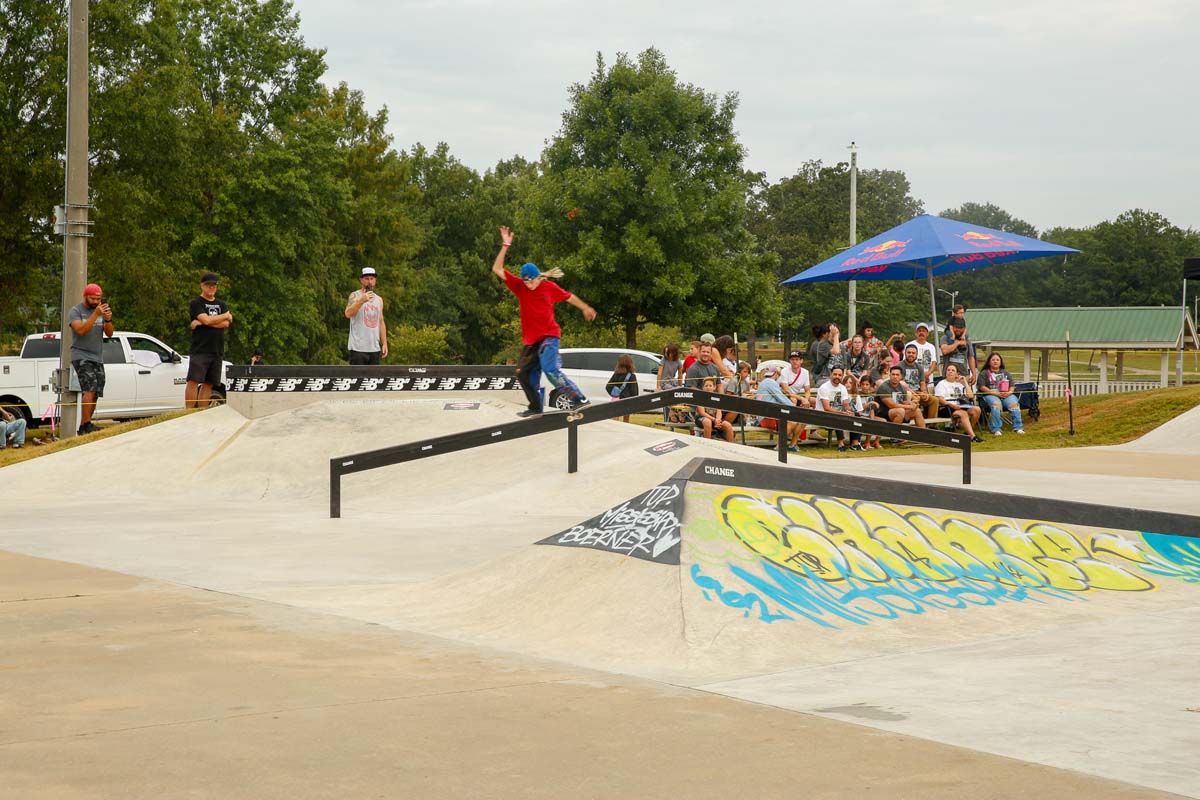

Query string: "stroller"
[[1011, 381, 1041, 422]]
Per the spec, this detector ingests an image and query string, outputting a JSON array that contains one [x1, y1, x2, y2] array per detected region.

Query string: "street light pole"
[[847, 141, 858, 334], [937, 288, 958, 320], [57, 0, 90, 439]]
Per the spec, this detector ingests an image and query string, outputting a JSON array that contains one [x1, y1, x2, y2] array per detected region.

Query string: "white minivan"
[[541, 347, 663, 410]]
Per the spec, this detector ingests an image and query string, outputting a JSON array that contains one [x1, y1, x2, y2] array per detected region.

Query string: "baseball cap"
[[200, 272, 219, 284], [84, 283, 102, 297], [788, 350, 803, 359], [915, 322, 930, 331], [361, 267, 377, 277], [699, 333, 716, 344], [760, 364, 780, 377], [520, 263, 541, 280]]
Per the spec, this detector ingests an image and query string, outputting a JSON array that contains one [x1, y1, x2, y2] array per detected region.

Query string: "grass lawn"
[[0, 410, 193, 469], [628, 383, 1200, 459]]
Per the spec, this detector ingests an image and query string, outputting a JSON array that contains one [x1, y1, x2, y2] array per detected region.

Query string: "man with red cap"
[[67, 283, 113, 435]]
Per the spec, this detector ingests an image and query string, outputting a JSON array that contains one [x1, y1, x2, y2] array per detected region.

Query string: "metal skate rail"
[[328, 387, 971, 518]]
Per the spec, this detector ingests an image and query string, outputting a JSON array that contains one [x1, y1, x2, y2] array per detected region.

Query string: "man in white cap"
[[907, 322, 939, 387], [345, 267, 388, 365]]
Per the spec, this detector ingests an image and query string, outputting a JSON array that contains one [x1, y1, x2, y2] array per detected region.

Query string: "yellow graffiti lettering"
[[710, 490, 1158, 595]]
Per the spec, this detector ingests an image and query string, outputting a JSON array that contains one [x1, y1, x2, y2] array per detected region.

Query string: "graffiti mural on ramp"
[[687, 488, 1200, 628]]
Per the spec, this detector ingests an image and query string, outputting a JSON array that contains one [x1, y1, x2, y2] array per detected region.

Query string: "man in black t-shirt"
[[186, 272, 232, 408]]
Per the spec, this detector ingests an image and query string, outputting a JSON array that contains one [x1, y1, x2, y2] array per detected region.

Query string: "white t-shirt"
[[934, 378, 971, 406], [816, 381, 851, 412], [907, 340, 939, 375], [778, 365, 810, 394]]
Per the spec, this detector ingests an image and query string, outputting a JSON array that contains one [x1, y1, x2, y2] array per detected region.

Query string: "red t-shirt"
[[682, 355, 697, 372], [503, 271, 572, 345]]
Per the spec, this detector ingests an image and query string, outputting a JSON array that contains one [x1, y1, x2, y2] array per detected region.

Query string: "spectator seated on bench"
[[933, 364, 984, 443], [815, 366, 861, 452], [977, 352, 1025, 437], [755, 365, 805, 452], [875, 366, 926, 428], [693, 376, 734, 442]]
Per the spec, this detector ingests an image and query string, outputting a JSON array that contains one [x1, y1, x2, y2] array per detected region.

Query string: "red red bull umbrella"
[[781, 214, 1079, 330]]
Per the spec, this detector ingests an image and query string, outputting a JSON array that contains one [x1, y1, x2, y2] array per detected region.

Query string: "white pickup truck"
[[0, 331, 229, 427]]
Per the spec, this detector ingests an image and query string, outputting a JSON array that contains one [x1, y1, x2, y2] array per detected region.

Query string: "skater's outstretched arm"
[[492, 226, 514, 279], [567, 294, 597, 322]]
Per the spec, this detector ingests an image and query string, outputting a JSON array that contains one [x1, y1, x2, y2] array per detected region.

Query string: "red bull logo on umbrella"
[[958, 230, 1022, 248], [841, 238, 910, 267]]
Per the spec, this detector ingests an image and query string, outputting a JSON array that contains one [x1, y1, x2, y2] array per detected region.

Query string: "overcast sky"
[[288, 0, 1198, 233]]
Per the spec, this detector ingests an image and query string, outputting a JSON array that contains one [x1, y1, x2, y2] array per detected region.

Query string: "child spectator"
[[860, 321, 885, 363], [695, 377, 734, 442], [722, 361, 753, 426], [606, 354, 639, 423], [885, 332, 907, 366], [681, 341, 701, 373], [856, 373, 883, 449]]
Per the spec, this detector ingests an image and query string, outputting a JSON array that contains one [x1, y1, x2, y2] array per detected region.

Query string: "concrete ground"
[[2, 551, 1183, 800], [3, 392, 1199, 798]]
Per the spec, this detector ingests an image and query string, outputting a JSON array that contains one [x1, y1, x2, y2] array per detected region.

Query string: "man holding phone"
[[345, 267, 387, 365], [67, 283, 113, 435]]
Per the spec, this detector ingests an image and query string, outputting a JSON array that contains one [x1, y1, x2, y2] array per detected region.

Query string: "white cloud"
[[291, 0, 1200, 231]]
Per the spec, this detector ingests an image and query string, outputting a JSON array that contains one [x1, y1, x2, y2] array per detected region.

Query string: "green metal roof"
[[964, 307, 1197, 349]]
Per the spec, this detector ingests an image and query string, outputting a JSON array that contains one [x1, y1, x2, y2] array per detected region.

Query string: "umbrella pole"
[[926, 266, 938, 331]]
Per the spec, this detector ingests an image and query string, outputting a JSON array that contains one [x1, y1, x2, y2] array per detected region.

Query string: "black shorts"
[[348, 350, 381, 366], [72, 359, 106, 396], [187, 352, 223, 385]]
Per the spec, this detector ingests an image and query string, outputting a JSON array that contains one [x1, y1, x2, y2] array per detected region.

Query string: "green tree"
[[529, 49, 779, 348], [0, 0, 67, 337]]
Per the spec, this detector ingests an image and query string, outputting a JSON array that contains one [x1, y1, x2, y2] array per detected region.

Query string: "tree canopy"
[[528, 49, 779, 348], [1, 4, 1195, 360]]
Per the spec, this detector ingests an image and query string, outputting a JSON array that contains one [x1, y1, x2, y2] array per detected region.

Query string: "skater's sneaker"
[[516, 409, 542, 418], [567, 397, 591, 411]]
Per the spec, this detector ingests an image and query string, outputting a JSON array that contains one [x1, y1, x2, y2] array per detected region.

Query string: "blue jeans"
[[516, 337, 584, 411], [980, 393, 1022, 433], [2, 417, 26, 447]]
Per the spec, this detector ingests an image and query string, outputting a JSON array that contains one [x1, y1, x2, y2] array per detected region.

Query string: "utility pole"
[[847, 141, 858, 334], [57, 0, 91, 439]]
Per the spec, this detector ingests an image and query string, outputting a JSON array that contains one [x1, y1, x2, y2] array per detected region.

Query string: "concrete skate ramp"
[[369, 458, 1200, 797], [3, 397, 1200, 796]]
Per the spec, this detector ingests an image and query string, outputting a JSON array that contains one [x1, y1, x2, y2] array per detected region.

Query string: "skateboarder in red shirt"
[[492, 226, 597, 417]]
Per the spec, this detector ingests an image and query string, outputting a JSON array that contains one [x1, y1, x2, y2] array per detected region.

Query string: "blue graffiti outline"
[[691, 554, 1078, 628]]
